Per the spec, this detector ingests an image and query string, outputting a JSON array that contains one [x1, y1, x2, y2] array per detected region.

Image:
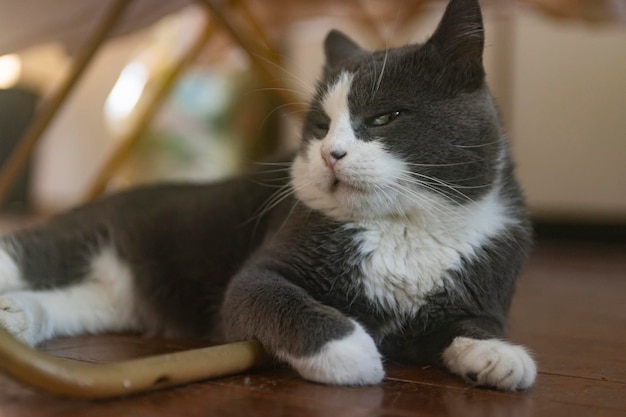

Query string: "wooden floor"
[[0, 241, 624, 416]]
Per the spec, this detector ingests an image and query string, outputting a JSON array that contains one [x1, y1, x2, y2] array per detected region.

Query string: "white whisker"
[[393, 182, 464, 215], [394, 169, 477, 204], [250, 52, 317, 95], [401, 172, 492, 190], [251, 161, 293, 167], [403, 159, 488, 167], [374, 47, 389, 95], [272, 200, 300, 239], [283, 108, 313, 118], [250, 178, 315, 225], [251, 168, 293, 174], [251, 87, 311, 98], [260, 101, 311, 128], [451, 139, 506, 149]]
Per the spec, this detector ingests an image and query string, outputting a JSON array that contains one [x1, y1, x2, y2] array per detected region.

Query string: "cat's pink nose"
[[322, 149, 347, 169]]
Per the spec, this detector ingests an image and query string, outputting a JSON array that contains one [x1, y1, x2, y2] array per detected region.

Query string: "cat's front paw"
[[0, 295, 43, 346], [281, 320, 384, 386], [442, 337, 536, 391]]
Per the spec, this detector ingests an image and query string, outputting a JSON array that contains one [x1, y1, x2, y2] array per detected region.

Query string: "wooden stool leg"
[[0, 0, 133, 205]]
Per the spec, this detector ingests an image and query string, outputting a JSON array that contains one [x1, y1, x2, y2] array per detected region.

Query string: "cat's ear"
[[426, 0, 485, 89], [324, 30, 365, 70]]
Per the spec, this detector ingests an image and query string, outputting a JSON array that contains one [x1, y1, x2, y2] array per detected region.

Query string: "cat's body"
[[0, 0, 536, 391]]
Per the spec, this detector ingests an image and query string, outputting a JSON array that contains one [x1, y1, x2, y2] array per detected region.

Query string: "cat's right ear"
[[324, 30, 365, 70], [425, 0, 485, 90]]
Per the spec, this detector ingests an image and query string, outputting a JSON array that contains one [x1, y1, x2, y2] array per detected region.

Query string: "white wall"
[[511, 10, 626, 221]]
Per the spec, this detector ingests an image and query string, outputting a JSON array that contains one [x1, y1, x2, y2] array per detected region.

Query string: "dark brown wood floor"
[[0, 241, 624, 417]]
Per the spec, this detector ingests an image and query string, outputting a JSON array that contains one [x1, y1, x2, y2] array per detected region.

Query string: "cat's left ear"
[[426, 0, 485, 89], [324, 30, 366, 70]]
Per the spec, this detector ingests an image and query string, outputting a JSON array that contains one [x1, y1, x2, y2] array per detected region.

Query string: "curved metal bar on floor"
[[0, 327, 270, 399]]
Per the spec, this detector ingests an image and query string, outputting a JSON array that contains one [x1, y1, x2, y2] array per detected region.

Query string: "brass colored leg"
[[198, 0, 301, 111], [83, 21, 217, 201], [0, 327, 269, 399], [395, 0, 431, 33], [353, 0, 386, 47], [0, 0, 133, 206], [230, 0, 281, 62]]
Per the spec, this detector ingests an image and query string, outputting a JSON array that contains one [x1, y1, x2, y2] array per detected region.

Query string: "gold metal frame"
[[0, 327, 269, 399]]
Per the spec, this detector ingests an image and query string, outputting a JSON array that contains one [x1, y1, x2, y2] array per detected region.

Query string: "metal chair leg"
[[198, 0, 301, 111], [83, 20, 217, 201], [230, 0, 281, 61], [0, 0, 133, 205], [0, 327, 269, 399]]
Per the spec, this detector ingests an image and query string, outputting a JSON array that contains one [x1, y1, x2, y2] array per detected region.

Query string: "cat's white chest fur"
[[355, 221, 458, 317], [352, 187, 514, 320]]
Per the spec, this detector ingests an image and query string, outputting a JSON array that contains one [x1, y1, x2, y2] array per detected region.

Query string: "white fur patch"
[[0, 247, 140, 345], [279, 320, 384, 386], [354, 186, 516, 321], [323, 72, 353, 126], [0, 247, 24, 293], [443, 336, 537, 391]]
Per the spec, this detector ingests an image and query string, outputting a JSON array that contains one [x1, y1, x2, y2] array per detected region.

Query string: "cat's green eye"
[[367, 111, 401, 127]]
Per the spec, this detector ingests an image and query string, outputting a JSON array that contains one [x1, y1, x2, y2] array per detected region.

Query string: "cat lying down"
[[0, 0, 535, 391]]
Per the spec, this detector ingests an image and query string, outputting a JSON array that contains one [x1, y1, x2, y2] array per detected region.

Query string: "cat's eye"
[[367, 111, 401, 127], [312, 121, 330, 138], [316, 122, 330, 132]]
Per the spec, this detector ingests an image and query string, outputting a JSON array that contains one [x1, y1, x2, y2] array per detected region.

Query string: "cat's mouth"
[[328, 176, 366, 194]]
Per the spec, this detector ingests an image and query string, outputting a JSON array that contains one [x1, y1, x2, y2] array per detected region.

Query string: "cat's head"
[[291, 0, 506, 222]]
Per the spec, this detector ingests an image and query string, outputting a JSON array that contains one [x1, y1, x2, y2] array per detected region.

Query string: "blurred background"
[[0, 0, 624, 240]]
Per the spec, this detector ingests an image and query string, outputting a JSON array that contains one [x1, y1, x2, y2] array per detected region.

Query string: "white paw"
[[281, 320, 385, 386], [0, 295, 44, 346], [443, 337, 536, 391]]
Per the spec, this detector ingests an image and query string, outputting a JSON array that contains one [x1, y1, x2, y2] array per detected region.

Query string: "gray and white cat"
[[0, 0, 536, 391]]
